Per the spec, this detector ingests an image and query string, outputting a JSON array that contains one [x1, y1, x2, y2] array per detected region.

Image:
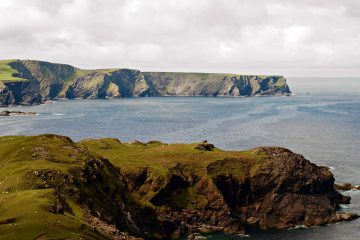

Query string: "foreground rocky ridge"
[[0, 135, 356, 239], [0, 60, 290, 106]]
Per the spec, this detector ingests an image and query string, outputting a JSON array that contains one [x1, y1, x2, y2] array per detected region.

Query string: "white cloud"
[[0, 0, 359, 77]]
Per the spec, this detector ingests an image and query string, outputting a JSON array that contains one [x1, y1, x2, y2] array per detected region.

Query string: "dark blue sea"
[[1, 77, 359, 239]]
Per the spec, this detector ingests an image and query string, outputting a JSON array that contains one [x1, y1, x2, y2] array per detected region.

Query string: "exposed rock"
[[65, 71, 110, 99], [212, 147, 356, 230], [0, 218, 16, 225], [1, 81, 42, 106], [194, 141, 215, 151], [335, 183, 360, 191], [1, 135, 355, 239], [84, 210, 144, 240], [49, 192, 72, 214], [0, 82, 15, 106], [0, 110, 37, 116], [0, 60, 291, 106], [128, 140, 147, 146]]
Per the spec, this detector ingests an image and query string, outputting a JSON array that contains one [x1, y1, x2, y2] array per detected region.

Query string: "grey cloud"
[[0, 0, 359, 77]]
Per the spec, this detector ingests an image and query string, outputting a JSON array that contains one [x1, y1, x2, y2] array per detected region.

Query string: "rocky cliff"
[[0, 135, 356, 239], [0, 60, 290, 106]]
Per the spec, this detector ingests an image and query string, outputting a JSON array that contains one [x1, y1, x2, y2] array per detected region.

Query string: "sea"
[[0, 77, 359, 239]]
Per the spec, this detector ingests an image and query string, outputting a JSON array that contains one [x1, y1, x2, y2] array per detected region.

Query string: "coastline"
[[0, 134, 357, 239]]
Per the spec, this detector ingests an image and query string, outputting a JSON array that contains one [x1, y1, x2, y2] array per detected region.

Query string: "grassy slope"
[[0, 60, 27, 82], [0, 135, 269, 239], [1, 59, 287, 99], [79, 138, 266, 177], [0, 135, 106, 240], [78, 138, 268, 204]]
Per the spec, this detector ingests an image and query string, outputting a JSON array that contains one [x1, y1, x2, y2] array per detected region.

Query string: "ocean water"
[[1, 80, 360, 239]]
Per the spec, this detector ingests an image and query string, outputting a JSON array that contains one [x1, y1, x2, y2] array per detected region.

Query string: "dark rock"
[[0, 82, 15, 106], [0, 110, 37, 116], [335, 183, 360, 191], [0, 218, 16, 225], [195, 142, 215, 151], [207, 147, 358, 230], [340, 195, 351, 204]]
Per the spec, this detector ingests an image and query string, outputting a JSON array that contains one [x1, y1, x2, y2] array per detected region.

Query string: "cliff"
[[0, 60, 291, 106], [0, 135, 356, 239]]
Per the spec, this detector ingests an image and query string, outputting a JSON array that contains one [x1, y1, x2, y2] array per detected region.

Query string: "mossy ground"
[[0, 60, 27, 82], [78, 138, 267, 177], [0, 134, 270, 239], [0, 135, 106, 239]]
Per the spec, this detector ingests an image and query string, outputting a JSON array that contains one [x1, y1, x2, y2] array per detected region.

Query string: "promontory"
[[0, 59, 291, 106], [0, 135, 356, 239]]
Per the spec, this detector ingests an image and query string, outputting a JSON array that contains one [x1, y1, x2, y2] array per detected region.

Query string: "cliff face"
[[143, 72, 289, 97], [0, 60, 290, 106], [0, 135, 356, 239]]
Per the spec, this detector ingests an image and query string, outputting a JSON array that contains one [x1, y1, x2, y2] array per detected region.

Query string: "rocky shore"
[[0, 110, 36, 116], [0, 135, 357, 239], [335, 183, 360, 191]]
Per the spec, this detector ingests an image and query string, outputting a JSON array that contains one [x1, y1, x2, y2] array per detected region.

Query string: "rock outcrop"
[[0, 82, 15, 106], [0, 110, 36, 116], [224, 147, 356, 229], [1, 135, 352, 239], [335, 183, 360, 191], [0, 60, 291, 106]]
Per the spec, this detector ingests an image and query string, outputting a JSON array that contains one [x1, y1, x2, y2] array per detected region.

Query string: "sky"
[[0, 0, 360, 77]]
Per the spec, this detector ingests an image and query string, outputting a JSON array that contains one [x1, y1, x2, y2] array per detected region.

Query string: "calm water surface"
[[1, 91, 359, 239]]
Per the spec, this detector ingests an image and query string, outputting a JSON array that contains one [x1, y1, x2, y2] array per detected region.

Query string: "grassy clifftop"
[[0, 60, 27, 82], [0, 59, 290, 106], [0, 135, 356, 239]]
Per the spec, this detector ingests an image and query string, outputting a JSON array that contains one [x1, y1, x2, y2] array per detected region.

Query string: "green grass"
[[0, 189, 102, 240], [274, 76, 287, 90], [0, 135, 108, 239], [0, 60, 28, 82], [0, 134, 274, 239], [78, 138, 266, 177]]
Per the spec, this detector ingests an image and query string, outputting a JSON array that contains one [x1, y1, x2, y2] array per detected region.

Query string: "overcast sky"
[[1, 0, 360, 77]]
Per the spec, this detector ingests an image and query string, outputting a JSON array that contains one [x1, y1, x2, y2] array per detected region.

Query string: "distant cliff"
[[0, 60, 291, 106]]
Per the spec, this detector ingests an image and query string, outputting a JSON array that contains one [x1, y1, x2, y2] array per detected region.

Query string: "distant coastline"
[[0, 59, 291, 107]]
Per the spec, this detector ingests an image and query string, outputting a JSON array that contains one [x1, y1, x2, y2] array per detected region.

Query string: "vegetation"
[[0, 59, 290, 107], [0, 135, 106, 239], [0, 134, 355, 239], [0, 134, 270, 239], [79, 138, 266, 177], [0, 60, 26, 82]]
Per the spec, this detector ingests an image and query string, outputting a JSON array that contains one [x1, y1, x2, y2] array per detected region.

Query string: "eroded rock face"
[[0, 60, 291, 106], [119, 148, 357, 238], [2, 135, 355, 239], [66, 72, 110, 99], [0, 81, 42, 106], [0, 82, 15, 106], [207, 147, 356, 230]]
